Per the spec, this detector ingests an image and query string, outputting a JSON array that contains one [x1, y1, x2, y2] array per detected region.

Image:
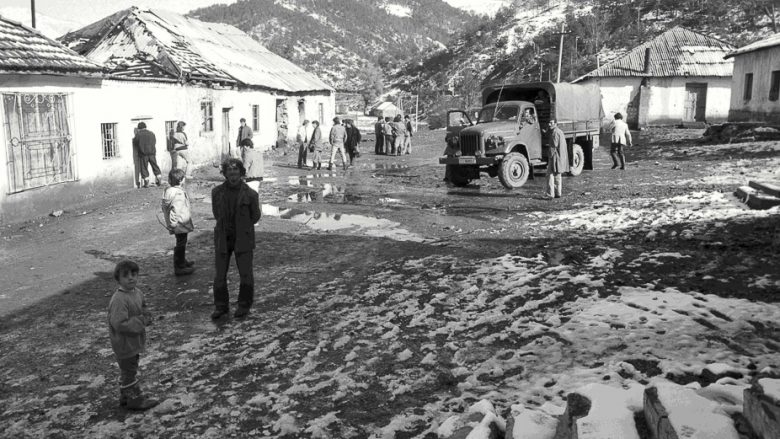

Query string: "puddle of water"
[[287, 184, 346, 203], [260, 204, 425, 242]]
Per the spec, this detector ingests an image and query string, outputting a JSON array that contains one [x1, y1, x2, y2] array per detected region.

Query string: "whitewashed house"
[[0, 15, 108, 223], [724, 33, 780, 123], [0, 9, 334, 224], [574, 27, 734, 128], [60, 7, 335, 155]]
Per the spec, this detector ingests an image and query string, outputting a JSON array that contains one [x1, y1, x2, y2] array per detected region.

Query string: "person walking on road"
[[133, 122, 162, 187], [545, 119, 568, 199], [309, 120, 324, 170], [344, 119, 362, 166], [391, 115, 405, 156], [236, 118, 253, 160], [610, 112, 632, 170], [382, 117, 394, 155], [170, 121, 192, 178], [403, 115, 414, 154], [297, 119, 311, 169], [210, 158, 261, 320], [328, 117, 348, 171], [374, 116, 384, 155]]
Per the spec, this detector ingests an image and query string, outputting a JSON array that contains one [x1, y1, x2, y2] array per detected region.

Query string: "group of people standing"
[[110, 156, 261, 411], [297, 117, 362, 171], [374, 114, 414, 156]]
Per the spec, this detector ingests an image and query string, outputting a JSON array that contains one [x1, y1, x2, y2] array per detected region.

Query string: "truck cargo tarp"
[[482, 82, 602, 123]]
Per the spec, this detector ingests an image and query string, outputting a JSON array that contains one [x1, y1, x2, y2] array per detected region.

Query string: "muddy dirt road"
[[1, 128, 779, 438]]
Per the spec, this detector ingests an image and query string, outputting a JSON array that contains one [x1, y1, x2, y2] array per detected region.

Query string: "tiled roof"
[[574, 27, 735, 82], [60, 8, 333, 93], [725, 33, 780, 59], [0, 14, 103, 75]]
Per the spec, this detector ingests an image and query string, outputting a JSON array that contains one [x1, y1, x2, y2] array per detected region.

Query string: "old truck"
[[440, 81, 601, 188]]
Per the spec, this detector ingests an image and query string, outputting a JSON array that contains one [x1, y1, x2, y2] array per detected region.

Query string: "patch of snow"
[[383, 4, 412, 18], [758, 378, 780, 403], [653, 381, 740, 438]]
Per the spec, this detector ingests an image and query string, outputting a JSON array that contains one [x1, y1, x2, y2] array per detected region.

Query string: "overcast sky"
[[1, 0, 239, 30]]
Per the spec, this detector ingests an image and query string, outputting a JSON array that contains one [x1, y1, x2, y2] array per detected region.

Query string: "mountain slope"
[[398, 0, 778, 114], [189, 0, 476, 90]]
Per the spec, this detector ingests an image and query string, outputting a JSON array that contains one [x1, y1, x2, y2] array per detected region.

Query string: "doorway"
[[684, 83, 708, 122], [276, 99, 288, 149], [222, 108, 231, 159]]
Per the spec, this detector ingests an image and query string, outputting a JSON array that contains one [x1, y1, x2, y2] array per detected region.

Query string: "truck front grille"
[[460, 133, 480, 156]]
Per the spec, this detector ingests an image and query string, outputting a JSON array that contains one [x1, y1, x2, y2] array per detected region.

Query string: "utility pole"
[[30, 0, 36, 28], [553, 22, 571, 83]]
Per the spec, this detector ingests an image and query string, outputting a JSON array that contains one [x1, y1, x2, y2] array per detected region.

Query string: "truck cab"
[[441, 81, 601, 188]]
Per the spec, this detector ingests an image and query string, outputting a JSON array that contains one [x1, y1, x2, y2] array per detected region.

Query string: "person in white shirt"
[[610, 113, 633, 170], [297, 120, 312, 169]]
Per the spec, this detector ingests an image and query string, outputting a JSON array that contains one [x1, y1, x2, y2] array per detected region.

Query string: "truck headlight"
[[486, 135, 504, 149]]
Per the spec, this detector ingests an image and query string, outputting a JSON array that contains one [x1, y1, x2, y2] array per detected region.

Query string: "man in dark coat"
[[374, 116, 384, 155], [344, 119, 362, 165], [210, 158, 262, 319], [545, 119, 569, 199], [133, 122, 161, 187]]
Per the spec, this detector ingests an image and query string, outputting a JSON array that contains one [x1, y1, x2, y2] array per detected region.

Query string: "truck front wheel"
[[569, 144, 585, 176], [498, 152, 530, 189]]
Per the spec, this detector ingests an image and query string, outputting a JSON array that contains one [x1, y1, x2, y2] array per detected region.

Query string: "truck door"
[[518, 106, 541, 159]]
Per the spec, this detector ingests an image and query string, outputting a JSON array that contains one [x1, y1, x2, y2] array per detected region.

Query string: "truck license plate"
[[459, 157, 476, 164]]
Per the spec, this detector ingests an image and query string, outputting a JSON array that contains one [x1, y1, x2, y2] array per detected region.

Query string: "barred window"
[[201, 101, 213, 132], [318, 103, 324, 124], [252, 105, 259, 131], [101, 123, 118, 159]]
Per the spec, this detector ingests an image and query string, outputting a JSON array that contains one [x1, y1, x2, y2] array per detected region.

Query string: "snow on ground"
[[442, 0, 512, 16], [523, 190, 778, 236], [503, 1, 593, 55]]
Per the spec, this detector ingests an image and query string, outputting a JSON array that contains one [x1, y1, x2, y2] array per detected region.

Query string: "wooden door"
[[222, 108, 231, 159], [684, 83, 708, 122]]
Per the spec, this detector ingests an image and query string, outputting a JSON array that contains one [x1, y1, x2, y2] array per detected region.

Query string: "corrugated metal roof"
[[60, 8, 332, 93], [574, 27, 734, 82], [0, 14, 103, 76], [725, 33, 780, 59]]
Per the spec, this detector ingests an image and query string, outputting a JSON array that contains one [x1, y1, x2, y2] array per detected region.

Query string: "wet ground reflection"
[[260, 204, 425, 242]]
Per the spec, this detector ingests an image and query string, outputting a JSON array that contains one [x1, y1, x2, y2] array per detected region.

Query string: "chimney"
[[643, 48, 651, 74]]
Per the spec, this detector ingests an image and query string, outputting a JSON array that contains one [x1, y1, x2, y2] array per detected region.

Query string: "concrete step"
[[744, 379, 780, 439], [734, 186, 780, 210], [644, 382, 740, 439], [748, 180, 780, 198]]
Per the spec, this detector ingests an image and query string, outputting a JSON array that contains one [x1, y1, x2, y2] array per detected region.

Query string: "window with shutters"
[[252, 105, 259, 131], [201, 101, 213, 132]]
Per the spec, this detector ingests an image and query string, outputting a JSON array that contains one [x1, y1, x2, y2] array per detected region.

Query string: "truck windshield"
[[478, 105, 519, 123]]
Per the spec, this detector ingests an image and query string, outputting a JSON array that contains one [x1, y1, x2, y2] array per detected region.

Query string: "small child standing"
[[161, 168, 195, 276], [108, 260, 158, 410]]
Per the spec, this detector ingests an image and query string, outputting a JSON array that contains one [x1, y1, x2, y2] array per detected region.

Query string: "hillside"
[[189, 0, 476, 92], [396, 0, 779, 114]]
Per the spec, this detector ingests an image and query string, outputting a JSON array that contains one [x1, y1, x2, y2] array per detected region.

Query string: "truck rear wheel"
[[447, 165, 471, 187], [569, 144, 584, 176], [498, 152, 529, 189]]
